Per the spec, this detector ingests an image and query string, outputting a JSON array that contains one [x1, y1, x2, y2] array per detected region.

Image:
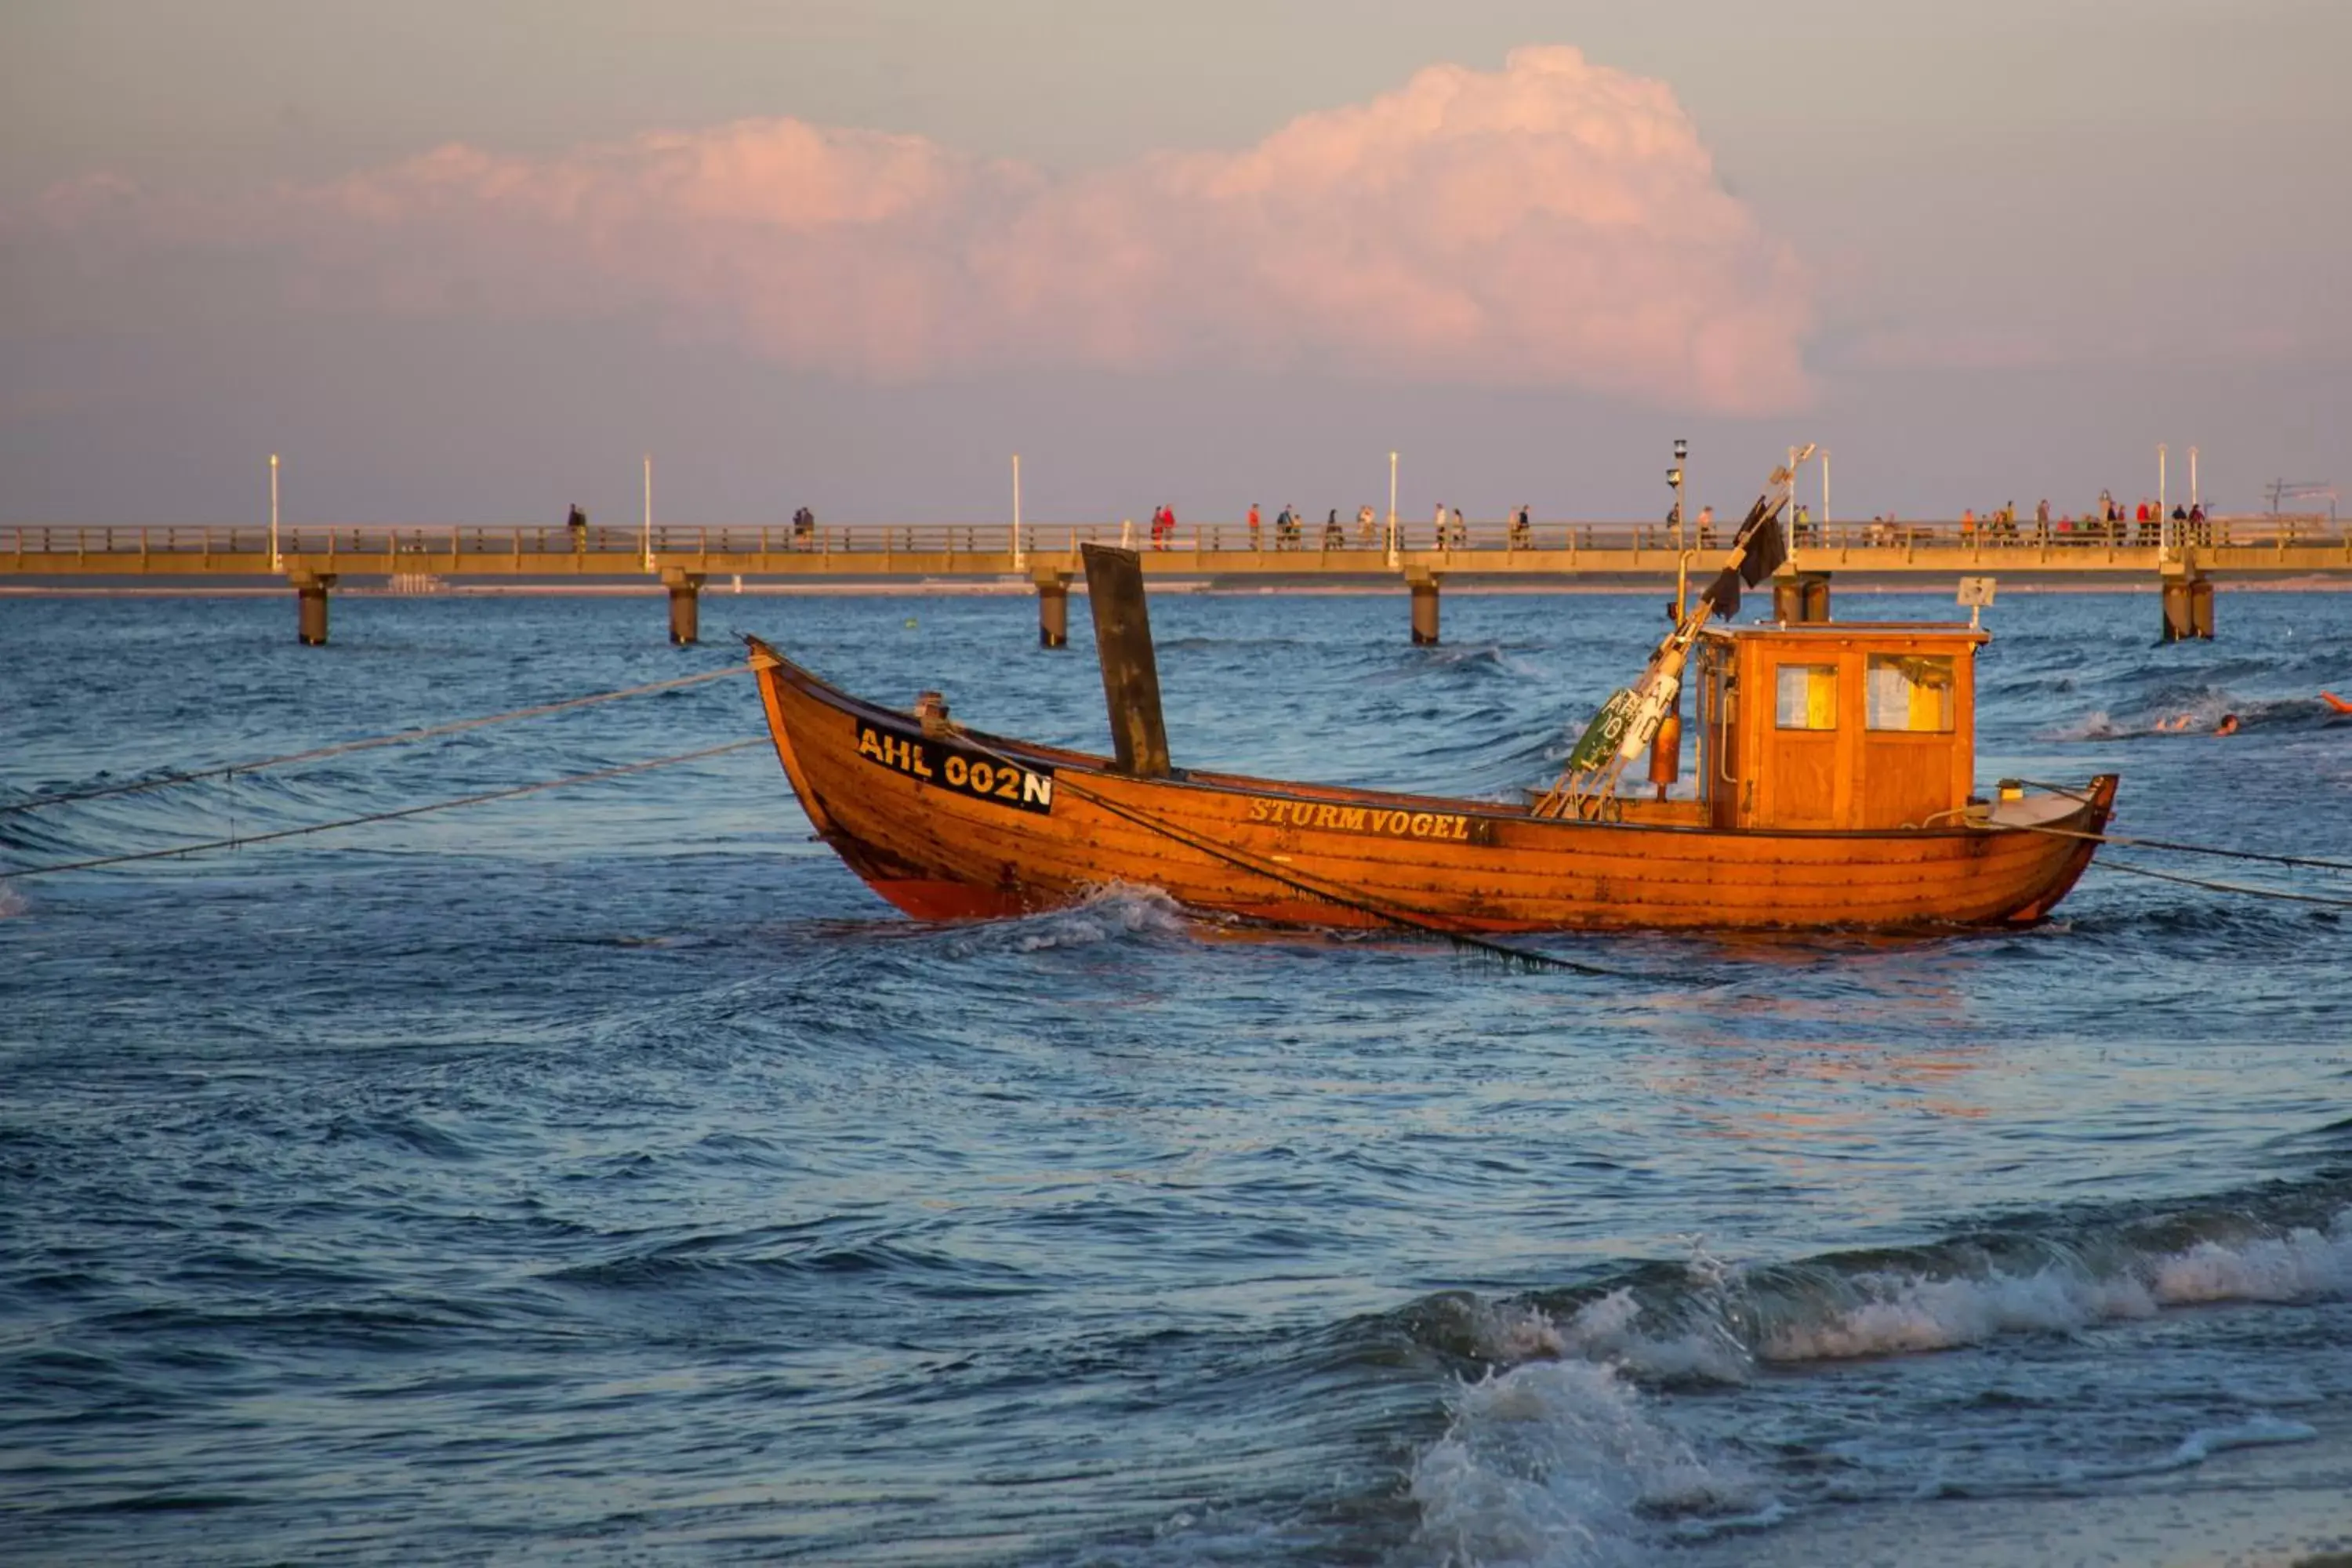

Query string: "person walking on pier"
[[1432, 502, 1446, 549], [792, 505, 815, 548], [1357, 504, 1377, 545], [1510, 504, 1532, 550], [1247, 503, 1262, 550], [567, 504, 588, 553]]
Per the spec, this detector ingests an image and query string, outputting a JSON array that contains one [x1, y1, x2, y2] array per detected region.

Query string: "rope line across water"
[[2093, 855, 2352, 909], [1999, 817, 2352, 876], [0, 664, 755, 816], [0, 739, 764, 880], [935, 724, 1618, 977]]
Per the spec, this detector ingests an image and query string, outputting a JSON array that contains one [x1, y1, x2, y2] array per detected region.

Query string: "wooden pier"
[[5, 518, 2347, 644]]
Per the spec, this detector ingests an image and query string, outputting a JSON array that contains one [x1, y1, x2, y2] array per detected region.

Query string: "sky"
[[2, 0, 2346, 525]]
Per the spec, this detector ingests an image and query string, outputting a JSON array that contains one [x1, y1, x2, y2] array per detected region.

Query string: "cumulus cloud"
[[34, 45, 1812, 412]]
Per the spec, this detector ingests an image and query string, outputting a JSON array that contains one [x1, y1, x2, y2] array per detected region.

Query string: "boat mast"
[[1533, 447, 1813, 819]]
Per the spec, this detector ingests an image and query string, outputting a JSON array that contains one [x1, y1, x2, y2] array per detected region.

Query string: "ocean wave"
[[1410, 1358, 1766, 1567], [942, 882, 1194, 956], [2089, 1414, 2319, 1479], [1740, 1206, 2350, 1366], [1406, 1193, 2352, 1387]]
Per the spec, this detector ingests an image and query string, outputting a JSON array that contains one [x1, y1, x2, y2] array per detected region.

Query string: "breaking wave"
[[1421, 1197, 2352, 1384], [1411, 1359, 1772, 1568], [1399, 1191, 2351, 1561], [938, 882, 1195, 957]]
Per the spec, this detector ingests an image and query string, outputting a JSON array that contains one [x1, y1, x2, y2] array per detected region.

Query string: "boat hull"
[[750, 644, 2114, 933]]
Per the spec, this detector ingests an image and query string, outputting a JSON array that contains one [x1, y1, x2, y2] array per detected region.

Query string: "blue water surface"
[[2, 586, 2349, 1563]]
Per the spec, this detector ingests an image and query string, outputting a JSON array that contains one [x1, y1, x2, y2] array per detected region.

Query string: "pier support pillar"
[[2160, 566, 2213, 642], [292, 571, 337, 646], [663, 569, 705, 645], [1773, 571, 1832, 624], [1407, 568, 1442, 645], [1034, 569, 1073, 648]]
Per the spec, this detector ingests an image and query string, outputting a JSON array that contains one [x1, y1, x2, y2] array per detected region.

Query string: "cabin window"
[[1774, 663, 1838, 730], [1866, 654, 1956, 732]]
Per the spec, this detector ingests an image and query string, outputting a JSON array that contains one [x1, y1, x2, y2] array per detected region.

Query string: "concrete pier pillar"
[[663, 569, 705, 645], [1407, 568, 1441, 645], [1035, 569, 1073, 648], [1773, 571, 1832, 623], [292, 571, 337, 646], [2160, 568, 2212, 641]]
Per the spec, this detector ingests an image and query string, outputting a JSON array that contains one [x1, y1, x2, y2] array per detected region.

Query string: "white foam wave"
[[2164, 1414, 2318, 1467], [0, 880, 27, 918], [1762, 1210, 2352, 1363], [1550, 1288, 1752, 1384], [1761, 1265, 2158, 1362], [2147, 1222, 2352, 1304], [1446, 1212, 2352, 1395], [1010, 883, 1191, 953], [931, 881, 1192, 956], [1451, 1246, 1758, 1386], [1411, 1359, 1765, 1568], [2079, 1414, 2321, 1481]]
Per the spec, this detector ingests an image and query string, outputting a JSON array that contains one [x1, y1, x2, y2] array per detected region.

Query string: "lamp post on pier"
[[269, 452, 281, 571], [1386, 451, 1399, 568], [1011, 454, 1025, 571], [2158, 443, 2170, 556], [1668, 437, 1688, 551]]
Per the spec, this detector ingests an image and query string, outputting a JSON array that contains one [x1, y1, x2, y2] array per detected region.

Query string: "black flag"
[[1740, 514, 1786, 586], [1700, 565, 1743, 618]]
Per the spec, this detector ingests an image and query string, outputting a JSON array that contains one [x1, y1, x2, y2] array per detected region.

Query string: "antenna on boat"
[[1532, 446, 1814, 820]]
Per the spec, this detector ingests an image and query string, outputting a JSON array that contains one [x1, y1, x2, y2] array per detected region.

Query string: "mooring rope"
[[1993, 817, 2352, 875], [1982, 818, 2352, 907], [1061, 777, 1614, 975], [0, 664, 755, 817], [935, 721, 1618, 976], [2094, 855, 2352, 909], [0, 739, 762, 880]]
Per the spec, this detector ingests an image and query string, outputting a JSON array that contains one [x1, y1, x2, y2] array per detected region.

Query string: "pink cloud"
[[37, 45, 1813, 412]]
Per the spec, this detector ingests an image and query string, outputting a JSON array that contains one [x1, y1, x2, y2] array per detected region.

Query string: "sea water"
[[2, 588, 2348, 1564]]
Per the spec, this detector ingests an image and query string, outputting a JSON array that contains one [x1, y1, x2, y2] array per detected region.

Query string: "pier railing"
[[4, 515, 2345, 564]]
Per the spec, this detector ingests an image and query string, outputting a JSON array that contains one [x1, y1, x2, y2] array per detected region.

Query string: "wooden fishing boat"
[[747, 482, 2116, 932]]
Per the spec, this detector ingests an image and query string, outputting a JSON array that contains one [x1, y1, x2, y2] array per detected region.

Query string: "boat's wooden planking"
[[754, 651, 2110, 932]]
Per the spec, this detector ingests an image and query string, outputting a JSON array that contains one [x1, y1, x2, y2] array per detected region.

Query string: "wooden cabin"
[[1694, 623, 1987, 831]]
